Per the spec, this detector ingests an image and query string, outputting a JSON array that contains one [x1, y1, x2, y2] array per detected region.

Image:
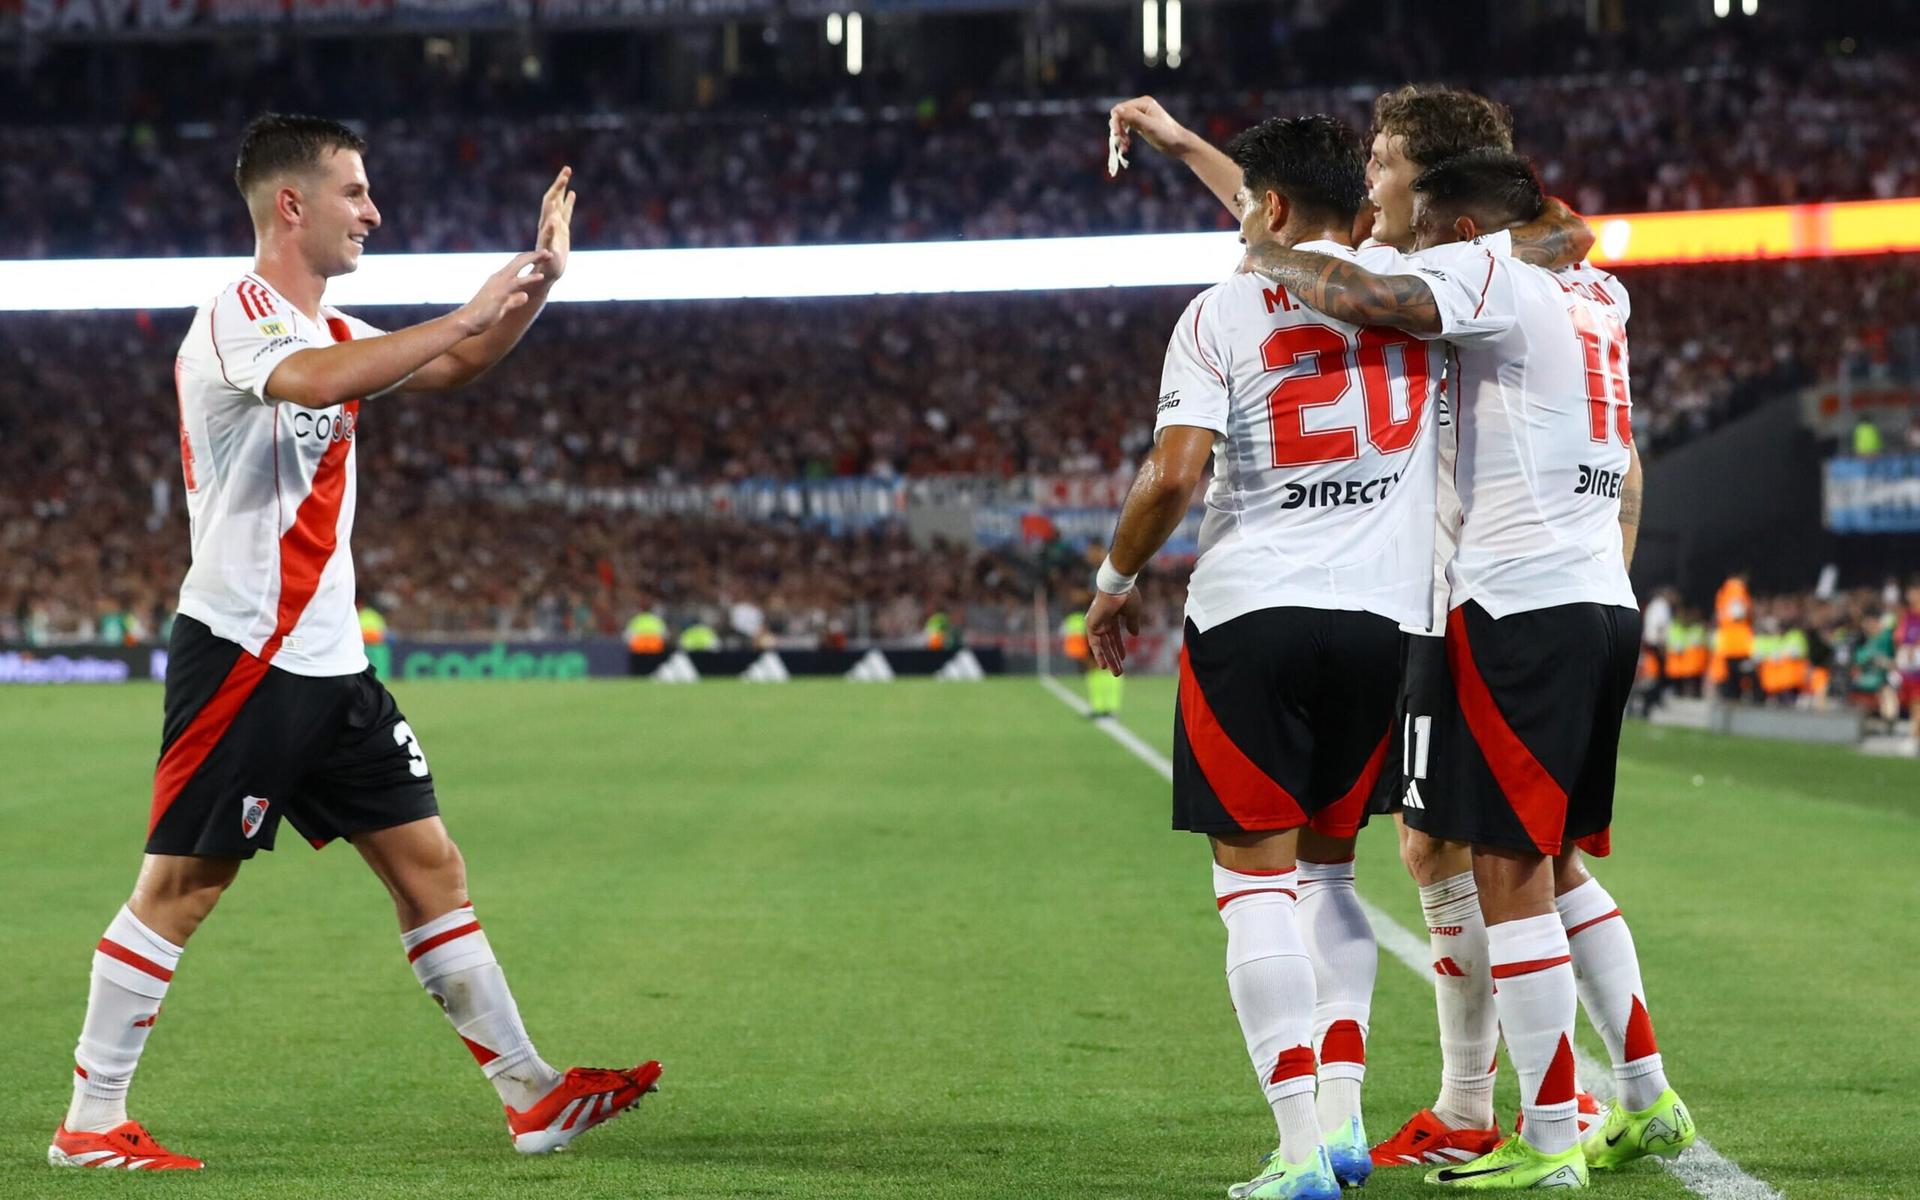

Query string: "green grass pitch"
[[1, 677, 1913, 1198]]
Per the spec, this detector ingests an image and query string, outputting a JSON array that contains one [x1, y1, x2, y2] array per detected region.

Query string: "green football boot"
[[1424, 1136, 1588, 1189], [1228, 1144, 1343, 1200], [1583, 1088, 1695, 1170]]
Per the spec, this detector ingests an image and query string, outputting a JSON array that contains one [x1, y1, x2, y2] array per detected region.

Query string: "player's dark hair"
[[233, 113, 367, 199], [1225, 114, 1367, 227], [1413, 148, 1546, 230], [1372, 84, 1514, 168]]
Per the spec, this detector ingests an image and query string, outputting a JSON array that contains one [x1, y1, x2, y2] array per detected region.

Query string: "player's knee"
[[1399, 826, 1469, 886], [1297, 828, 1356, 866], [1552, 849, 1591, 897], [129, 857, 238, 941], [398, 835, 468, 910]]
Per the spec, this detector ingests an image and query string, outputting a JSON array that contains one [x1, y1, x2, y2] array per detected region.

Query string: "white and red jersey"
[[1400, 361, 1463, 636], [1156, 240, 1445, 633], [171, 273, 389, 677], [1400, 239, 1638, 619], [1374, 231, 1511, 638]]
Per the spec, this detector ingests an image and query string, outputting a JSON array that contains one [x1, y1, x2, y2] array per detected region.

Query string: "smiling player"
[[48, 114, 660, 1172]]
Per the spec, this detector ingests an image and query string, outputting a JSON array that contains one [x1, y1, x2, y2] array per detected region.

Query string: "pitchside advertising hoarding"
[[0, 640, 1003, 683], [1824, 454, 1920, 533]]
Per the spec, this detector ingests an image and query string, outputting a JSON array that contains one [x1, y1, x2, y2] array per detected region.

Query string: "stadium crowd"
[[3, 48, 1915, 257], [3, 247, 1916, 643]]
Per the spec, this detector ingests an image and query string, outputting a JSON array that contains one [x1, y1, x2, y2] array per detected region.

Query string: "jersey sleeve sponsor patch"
[[211, 281, 322, 406]]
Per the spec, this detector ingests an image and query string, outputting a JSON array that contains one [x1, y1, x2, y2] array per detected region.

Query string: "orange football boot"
[[507, 1061, 663, 1154], [48, 1121, 203, 1170], [1370, 1108, 1503, 1167]]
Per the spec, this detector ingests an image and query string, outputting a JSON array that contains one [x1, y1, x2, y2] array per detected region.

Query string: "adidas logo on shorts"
[[1402, 780, 1427, 810]]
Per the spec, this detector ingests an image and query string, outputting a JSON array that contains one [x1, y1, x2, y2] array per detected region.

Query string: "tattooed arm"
[[1619, 443, 1644, 570], [1508, 197, 1596, 269], [1243, 244, 1444, 334]]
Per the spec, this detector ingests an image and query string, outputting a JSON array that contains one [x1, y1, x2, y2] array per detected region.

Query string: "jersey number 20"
[[1261, 325, 1431, 468]]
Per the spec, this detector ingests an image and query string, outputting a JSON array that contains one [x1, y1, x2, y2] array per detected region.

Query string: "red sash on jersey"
[[149, 320, 363, 835]]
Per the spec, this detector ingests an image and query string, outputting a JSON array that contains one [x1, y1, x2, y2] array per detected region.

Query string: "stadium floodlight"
[[827, 12, 842, 46], [1713, 0, 1730, 15], [1165, 0, 1182, 68], [1741, 0, 1757, 13], [1142, 0, 1159, 65], [3, 197, 1918, 310], [846, 11, 862, 75]]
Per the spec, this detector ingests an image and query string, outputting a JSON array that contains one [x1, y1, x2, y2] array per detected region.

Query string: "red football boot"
[[1370, 1108, 1504, 1167], [48, 1121, 204, 1170], [507, 1061, 663, 1154]]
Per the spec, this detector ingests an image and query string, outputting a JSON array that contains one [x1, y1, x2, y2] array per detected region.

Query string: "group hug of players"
[[1088, 88, 1695, 1194]]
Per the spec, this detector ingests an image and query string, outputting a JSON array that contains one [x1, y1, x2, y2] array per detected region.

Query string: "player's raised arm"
[[1507, 196, 1595, 268], [1244, 244, 1445, 334], [402, 167, 578, 393], [1109, 96, 1243, 219], [1248, 149, 1555, 338], [265, 249, 552, 408]]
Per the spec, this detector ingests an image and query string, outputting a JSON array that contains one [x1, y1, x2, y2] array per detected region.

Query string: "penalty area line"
[[1039, 675, 1782, 1200]]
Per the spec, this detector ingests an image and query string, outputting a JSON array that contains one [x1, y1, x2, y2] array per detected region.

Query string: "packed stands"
[[5, 247, 1916, 642], [3, 49, 1915, 257]]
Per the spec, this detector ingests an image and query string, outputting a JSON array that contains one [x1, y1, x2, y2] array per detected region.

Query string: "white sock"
[[1558, 878, 1670, 1112], [1487, 913, 1580, 1155], [1297, 858, 1374, 1132], [1214, 864, 1321, 1165], [67, 907, 181, 1132], [1419, 871, 1497, 1130], [402, 905, 561, 1111]]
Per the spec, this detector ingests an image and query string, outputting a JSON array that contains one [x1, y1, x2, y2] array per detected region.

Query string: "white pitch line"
[[1040, 675, 1175, 779], [1042, 678, 1781, 1200]]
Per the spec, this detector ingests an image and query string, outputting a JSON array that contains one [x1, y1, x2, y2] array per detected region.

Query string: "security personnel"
[[625, 610, 667, 655], [1753, 628, 1786, 701], [1713, 574, 1756, 701], [679, 621, 720, 651], [1663, 616, 1708, 698], [357, 601, 391, 678], [357, 602, 388, 646], [1776, 624, 1811, 702], [1852, 417, 1884, 457], [923, 611, 950, 651]]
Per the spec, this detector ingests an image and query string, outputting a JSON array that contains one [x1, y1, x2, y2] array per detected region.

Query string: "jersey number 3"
[[1261, 325, 1431, 467]]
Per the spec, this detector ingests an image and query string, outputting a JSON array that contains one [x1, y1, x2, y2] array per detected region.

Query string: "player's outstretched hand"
[[1086, 587, 1144, 677], [1108, 96, 1196, 161], [458, 249, 553, 335], [537, 166, 577, 281]]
